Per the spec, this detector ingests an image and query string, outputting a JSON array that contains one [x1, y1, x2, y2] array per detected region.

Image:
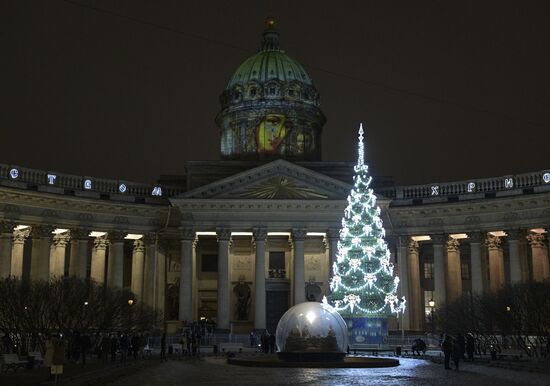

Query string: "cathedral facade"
[[1, 21, 549, 334]]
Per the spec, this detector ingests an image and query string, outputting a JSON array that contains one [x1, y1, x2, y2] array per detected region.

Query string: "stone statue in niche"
[[166, 281, 180, 320], [305, 277, 322, 302], [233, 276, 251, 320]]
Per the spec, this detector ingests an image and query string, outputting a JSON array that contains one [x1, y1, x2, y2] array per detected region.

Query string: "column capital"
[[505, 229, 522, 241], [446, 237, 460, 252], [53, 232, 71, 247], [31, 224, 55, 239], [133, 239, 145, 253], [431, 234, 446, 245], [0, 220, 15, 234], [408, 239, 419, 254], [71, 228, 90, 240], [485, 234, 502, 250], [327, 228, 340, 241], [216, 227, 231, 241], [252, 227, 267, 242], [93, 235, 109, 250], [109, 230, 127, 242], [291, 228, 307, 241], [467, 232, 484, 243], [13, 227, 30, 243], [527, 232, 545, 248], [180, 227, 195, 241]]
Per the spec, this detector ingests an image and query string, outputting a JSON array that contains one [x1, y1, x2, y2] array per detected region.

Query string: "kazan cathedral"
[[1, 20, 549, 336]]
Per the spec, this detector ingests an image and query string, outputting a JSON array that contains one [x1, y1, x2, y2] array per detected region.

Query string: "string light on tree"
[[324, 123, 406, 317]]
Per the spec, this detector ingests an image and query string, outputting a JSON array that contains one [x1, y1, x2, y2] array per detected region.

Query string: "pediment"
[[176, 160, 351, 200]]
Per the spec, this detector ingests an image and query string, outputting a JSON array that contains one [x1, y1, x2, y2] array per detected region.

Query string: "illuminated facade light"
[[231, 232, 253, 236], [307, 232, 326, 237], [125, 233, 143, 240], [9, 168, 19, 179], [543, 172, 550, 183], [467, 182, 475, 192], [504, 178, 514, 189], [84, 179, 92, 190], [195, 231, 216, 236], [47, 174, 57, 185], [411, 235, 431, 241], [118, 183, 127, 193], [431, 185, 439, 196], [450, 233, 468, 239], [267, 232, 291, 236]]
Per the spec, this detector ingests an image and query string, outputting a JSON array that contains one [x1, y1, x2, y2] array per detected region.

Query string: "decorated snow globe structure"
[[275, 301, 348, 362]]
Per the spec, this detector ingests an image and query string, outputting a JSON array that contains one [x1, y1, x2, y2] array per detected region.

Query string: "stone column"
[[527, 233, 549, 281], [468, 232, 484, 294], [253, 227, 267, 330], [143, 233, 157, 306], [216, 228, 231, 330], [11, 227, 30, 279], [506, 230, 522, 283], [486, 234, 505, 291], [407, 239, 422, 330], [396, 236, 410, 330], [30, 225, 54, 281], [50, 232, 70, 279], [156, 241, 167, 316], [131, 239, 145, 300], [69, 229, 89, 278], [179, 228, 194, 323], [107, 231, 126, 288], [91, 235, 108, 284], [432, 234, 446, 307], [446, 237, 462, 303], [292, 228, 306, 305], [327, 228, 339, 279], [0, 221, 15, 278]]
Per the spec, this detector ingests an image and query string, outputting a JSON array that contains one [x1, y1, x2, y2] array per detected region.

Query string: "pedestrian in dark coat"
[[441, 335, 453, 370], [269, 333, 276, 354], [466, 334, 475, 362], [160, 333, 167, 361], [110, 334, 118, 363], [79, 333, 91, 367], [456, 333, 466, 359], [451, 338, 462, 371]]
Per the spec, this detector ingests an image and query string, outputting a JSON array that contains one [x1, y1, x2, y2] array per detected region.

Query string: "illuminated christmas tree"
[[324, 124, 406, 319]]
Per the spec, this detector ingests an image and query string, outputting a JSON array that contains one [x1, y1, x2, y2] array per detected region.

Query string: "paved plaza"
[[106, 357, 550, 386]]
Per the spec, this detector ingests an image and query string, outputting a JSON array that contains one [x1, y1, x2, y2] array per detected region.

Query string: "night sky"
[[1, 1, 549, 186]]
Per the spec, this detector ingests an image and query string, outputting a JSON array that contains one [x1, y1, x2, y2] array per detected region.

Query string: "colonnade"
[[397, 229, 550, 331], [0, 221, 162, 309], [178, 227, 336, 331]]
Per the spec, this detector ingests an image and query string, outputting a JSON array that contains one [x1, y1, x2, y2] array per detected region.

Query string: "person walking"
[[249, 331, 256, 348], [451, 337, 462, 371], [466, 334, 475, 362], [79, 333, 91, 367], [456, 333, 466, 359], [441, 334, 453, 370], [110, 334, 118, 363], [160, 333, 167, 361], [43, 334, 55, 379], [100, 334, 110, 364], [119, 333, 129, 365], [269, 333, 276, 354]]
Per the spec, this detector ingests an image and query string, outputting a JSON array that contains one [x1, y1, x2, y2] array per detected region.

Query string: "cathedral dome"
[[226, 45, 313, 90], [216, 18, 326, 161]]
